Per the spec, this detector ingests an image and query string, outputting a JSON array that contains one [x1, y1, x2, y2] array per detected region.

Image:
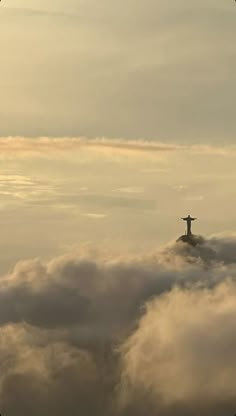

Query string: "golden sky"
[[0, 0, 235, 141], [0, 137, 235, 273]]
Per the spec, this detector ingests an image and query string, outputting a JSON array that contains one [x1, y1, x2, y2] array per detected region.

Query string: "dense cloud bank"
[[1, 236, 236, 415]]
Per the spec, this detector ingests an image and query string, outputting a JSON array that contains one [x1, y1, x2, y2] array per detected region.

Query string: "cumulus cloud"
[[119, 282, 236, 415], [0, 236, 236, 414]]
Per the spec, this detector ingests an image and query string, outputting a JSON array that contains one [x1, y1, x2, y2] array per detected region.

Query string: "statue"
[[177, 214, 203, 246], [181, 215, 197, 237]]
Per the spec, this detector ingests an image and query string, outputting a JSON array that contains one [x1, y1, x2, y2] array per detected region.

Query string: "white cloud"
[[82, 212, 108, 219], [113, 187, 144, 194]]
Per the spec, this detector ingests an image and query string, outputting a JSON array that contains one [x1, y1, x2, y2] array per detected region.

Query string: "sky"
[[0, 1, 236, 416], [1, 138, 236, 273], [0, 0, 236, 141]]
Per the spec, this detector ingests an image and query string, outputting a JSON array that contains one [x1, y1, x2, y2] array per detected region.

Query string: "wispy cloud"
[[0, 137, 177, 157], [1, 6, 80, 20], [82, 212, 108, 219], [0, 137, 234, 158], [185, 195, 204, 201], [113, 187, 144, 194]]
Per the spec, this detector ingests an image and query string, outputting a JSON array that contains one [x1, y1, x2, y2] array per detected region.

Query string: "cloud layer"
[[0, 236, 236, 414]]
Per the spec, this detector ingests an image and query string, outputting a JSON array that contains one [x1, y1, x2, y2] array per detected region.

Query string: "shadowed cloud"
[[0, 236, 235, 414]]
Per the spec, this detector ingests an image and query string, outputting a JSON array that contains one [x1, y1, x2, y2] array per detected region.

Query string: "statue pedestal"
[[176, 234, 204, 247]]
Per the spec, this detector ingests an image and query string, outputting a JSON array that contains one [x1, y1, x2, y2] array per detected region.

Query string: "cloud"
[[0, 137, 235, 163], [118, 281, 236, 415], [113, 187, 144, 194], [1, 236, 236, 414], [0, 324, 107, 416], [185, 195, 204, 201], [1, 6, 79, 19], [82, 212, 108, 219], [0, 137, 178, 158], [0, 175, 34, 186]]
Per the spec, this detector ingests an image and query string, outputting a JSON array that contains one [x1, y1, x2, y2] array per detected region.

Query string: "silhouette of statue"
[[181, 215, 197, 236]]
